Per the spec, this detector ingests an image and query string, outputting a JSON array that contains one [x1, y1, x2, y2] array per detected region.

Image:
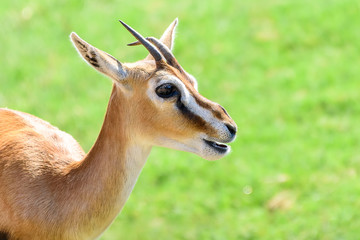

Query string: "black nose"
[[225, 124, 237, 137]]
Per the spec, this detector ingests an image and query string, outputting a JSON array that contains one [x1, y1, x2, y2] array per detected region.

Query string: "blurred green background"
[[1, 0, 360, 239]]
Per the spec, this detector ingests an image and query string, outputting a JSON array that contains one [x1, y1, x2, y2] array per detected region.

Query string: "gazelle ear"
[[159, 18, 178, 51], [144, 18, 178, 60], [70, 32, 127, 82]]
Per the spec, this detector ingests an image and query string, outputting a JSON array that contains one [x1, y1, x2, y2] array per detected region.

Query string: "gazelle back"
[[0, 19, 236, 239]]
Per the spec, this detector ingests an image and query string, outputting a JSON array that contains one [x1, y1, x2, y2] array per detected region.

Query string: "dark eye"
[[155, 83, 179, 98]]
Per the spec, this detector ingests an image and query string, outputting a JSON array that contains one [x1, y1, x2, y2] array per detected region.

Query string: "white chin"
[[199, 144, 231, 161], [156, 137, 231, 161]]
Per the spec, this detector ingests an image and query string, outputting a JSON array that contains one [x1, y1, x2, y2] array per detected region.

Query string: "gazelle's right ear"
[[70, 32, 127, 82], [159, 18, 178, 51], [144, 18, 178, 61]]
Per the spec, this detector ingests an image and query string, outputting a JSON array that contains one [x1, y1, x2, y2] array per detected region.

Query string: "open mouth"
[[204, 139, 229, 153]]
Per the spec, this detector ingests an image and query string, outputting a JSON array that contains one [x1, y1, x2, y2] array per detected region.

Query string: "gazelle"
[[0, 19, 237, 239]]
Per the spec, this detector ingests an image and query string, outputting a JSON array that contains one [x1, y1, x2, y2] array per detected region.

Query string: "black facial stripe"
[[176, 97, 208, 129], [0, 231, 9, 240]]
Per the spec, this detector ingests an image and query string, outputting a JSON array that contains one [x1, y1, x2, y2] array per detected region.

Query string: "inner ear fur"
[[70, 32, 127, 82]]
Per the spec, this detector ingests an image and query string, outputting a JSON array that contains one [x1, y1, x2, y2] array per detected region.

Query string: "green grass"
[[1, 0, 360, 239]]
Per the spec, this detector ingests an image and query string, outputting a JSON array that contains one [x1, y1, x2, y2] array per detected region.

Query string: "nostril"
[[225, 124, 237, 136]]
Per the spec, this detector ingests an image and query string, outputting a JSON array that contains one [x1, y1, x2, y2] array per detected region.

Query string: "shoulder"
[[0, 108, 85, 163]]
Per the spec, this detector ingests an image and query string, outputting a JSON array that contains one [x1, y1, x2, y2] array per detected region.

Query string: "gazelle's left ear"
[[70, 32, 127, 82]]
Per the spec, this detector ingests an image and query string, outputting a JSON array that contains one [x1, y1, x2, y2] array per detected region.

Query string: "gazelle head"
[[70, 19, 237, 160]]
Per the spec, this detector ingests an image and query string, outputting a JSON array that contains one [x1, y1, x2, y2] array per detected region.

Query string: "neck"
[[64, 85, 151, 238]]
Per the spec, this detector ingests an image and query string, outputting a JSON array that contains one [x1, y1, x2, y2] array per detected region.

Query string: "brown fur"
[[0, 20, 236, 239]]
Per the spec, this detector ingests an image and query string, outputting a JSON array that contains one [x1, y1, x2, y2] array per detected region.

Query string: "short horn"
[[119, 20, 163, 62], [127, 41, 141, 46]]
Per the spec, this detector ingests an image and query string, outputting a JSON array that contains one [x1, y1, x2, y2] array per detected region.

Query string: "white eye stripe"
[[157, 77, 190, 104], [184, 94, 228, 139], [157, 77, 223, 131], [150, 76, 226, 137]]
